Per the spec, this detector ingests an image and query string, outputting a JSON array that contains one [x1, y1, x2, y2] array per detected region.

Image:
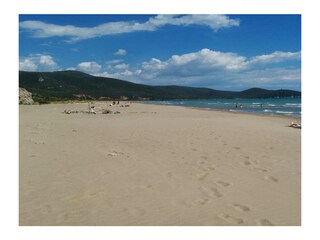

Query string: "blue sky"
[[19, 14, 301, 91]]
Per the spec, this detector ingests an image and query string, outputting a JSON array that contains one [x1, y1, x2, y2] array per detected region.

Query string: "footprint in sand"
[[138, 184, 153, 190], [196, 166, 216, 181], [219, 214, 244, 224], [166, 172, 173, 178], [265, 176, 279, 183], [197, 172, 209, 181], [206, 165, 216, 171], [216, 181, 231, 187], [257, 218, 274, 226], [242, 160, 252, 166], [201, 187, 223, 198], [210, 188, 223, 198], [231, 203, 250, 212], [253, 167, 268, 173], [196, 197, 210, 206], [216, 180, 231, 187]]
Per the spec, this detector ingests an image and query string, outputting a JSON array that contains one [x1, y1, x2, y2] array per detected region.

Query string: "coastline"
[[19, 102, 301, 226], [137, 102, 302, 120]]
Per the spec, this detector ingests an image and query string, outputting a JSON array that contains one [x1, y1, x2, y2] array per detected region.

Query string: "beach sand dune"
[[19, 102, 300, 226]]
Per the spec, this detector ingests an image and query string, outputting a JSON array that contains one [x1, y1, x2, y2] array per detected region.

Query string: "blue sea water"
[[142, 98, 301, 116]]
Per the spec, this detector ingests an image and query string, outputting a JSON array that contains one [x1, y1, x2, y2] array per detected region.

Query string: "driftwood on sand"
[[63, 109, 120, 115]]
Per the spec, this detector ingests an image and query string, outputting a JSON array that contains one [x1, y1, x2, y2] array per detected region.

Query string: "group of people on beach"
[[88, 101, 131, 114], [63, 101, 132, 115]]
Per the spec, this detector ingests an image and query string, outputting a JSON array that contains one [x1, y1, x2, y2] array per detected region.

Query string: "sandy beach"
[[19, 102, 301, 226]]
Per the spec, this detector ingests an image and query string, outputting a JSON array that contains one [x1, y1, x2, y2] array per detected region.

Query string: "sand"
[[19, 102, 301, 226]]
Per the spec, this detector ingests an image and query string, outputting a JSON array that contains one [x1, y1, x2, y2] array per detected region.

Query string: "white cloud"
[[66, 67, 76, 71], [139, 49, 301, 80], [19, 15, 240, 41], [66, 48, 300, 90], [71, 48, 300, 90], [19, 58, 38, 71], [154, 14, 240, 31], [114, 63, 129, 69], [39, 55, 58, 69], [114, 49, 127, 56], [139, 49, 247, 81], [98, 70, 134, 78], [248, 51, 301, 65], [225, 68, 301, 90], [77, 61, 102, 74], [127, 49, 301, 89], [106, 59, 123, 64], [121, 70, 133, 76], [19, 54, 59, 71]]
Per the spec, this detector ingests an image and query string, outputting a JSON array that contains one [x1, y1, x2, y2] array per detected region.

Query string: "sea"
[[142, 98, 301, 117]]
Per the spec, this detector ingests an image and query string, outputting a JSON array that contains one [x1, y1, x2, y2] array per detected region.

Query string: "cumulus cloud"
[[39, 55, 57, 69], [225, 67, 301, 90], [138, 49, 301, 80], [77, 61, 102, 73], [127, 49, 301, 89], [67, 48, 300, 90], [114, 63, 129, 69], [114, 49, 127, 56], [149, 14, 240, 31], [95, 69, 134, 79], [19, 54, 59, 71], [248, 51, 301, 65], [19, 15, 240, 41], [19, 58, 38, 71]]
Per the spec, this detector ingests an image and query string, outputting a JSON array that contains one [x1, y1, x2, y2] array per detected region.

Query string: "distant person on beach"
[[90, 106, 96, 114]]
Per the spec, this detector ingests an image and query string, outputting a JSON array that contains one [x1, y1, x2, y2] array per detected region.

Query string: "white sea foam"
[[276, 111, 294, 114], [285, 103, 301, 107]]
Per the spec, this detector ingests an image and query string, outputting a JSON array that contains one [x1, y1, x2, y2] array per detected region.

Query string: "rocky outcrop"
[[19, 87, 34, 105]]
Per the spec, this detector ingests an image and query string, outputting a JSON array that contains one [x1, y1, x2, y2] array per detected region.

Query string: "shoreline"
[[136, 102, 301, 121], [26, 100, 302, 120]]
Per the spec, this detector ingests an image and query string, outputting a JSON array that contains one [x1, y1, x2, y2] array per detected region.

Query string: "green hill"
[[19, 70, 301, 101]]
